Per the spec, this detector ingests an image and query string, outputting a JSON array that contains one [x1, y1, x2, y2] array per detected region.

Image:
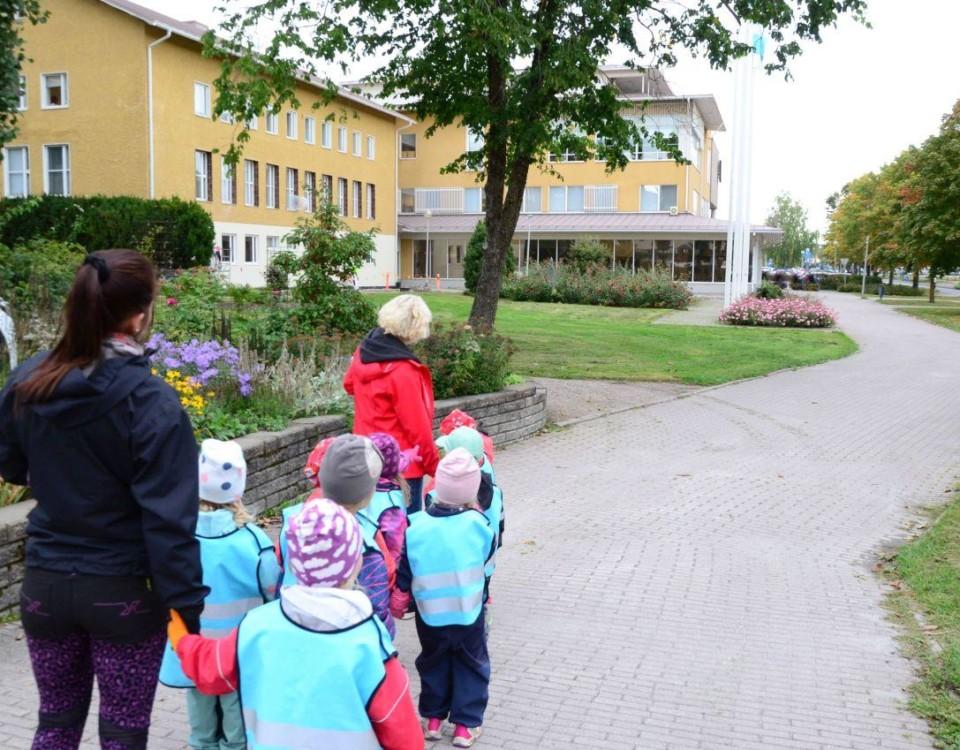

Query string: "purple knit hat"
[[369, 432, 409, 479], [284, 498, 363, 587]]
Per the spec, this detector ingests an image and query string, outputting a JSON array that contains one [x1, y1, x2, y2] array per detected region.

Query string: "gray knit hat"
[[319, 434, 383, 506]]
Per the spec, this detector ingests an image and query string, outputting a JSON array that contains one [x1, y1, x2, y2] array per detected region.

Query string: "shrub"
[[463, 221, 516, 294], [754, 281, 784, 299], [0, 195, 214, 269], [567, 239, 609, 274], [501, 263, 691, 309], [719, 296, 836, 327], [265, 250, 299, 291], [416, 324, 513, 400], [834, 282, 924, 296], [153, 268, 229, 342]]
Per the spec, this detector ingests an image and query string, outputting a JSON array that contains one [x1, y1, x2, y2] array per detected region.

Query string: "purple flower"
[[164, 357, 182, 369]]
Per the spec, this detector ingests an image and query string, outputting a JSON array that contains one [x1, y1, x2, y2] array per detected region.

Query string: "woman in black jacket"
[[0, 250, 206, 750]]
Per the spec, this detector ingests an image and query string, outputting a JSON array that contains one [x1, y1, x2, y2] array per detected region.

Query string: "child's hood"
[[280, 586, 374, 631], [195, 509, 238, 537]]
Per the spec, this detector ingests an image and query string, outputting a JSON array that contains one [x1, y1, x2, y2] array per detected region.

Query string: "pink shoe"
[[424, 717, 443, 741], [452, 724, 482, 747]]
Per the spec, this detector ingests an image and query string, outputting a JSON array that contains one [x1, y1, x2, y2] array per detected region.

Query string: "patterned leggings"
[[21, 568, 168, 750]]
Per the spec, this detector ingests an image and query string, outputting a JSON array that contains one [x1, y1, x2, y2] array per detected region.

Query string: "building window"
[[247, 114, 258, 130], [244, 159, 259, 207], [321, 121, 332, 149], [43, 144, 71, 196], [193, 82, 210, 117], [265, 163, 279, 208], [640, 184, 678, 212], [42, 73, 69, 109], [466, 127, 484, 153], [286, 112, 298, 140], [17, 76, 26, 111], [3, 146, 29, 197], [366, 136, 376, 160], [265, 111, 279, 135], [304, 116, 316, 144], [221, 159, 236, 205], [266, 235, 280, 260], [219, 110, 234, 124], [194, 150, 212, 201], [584, 184, 617, 212], [400, 133, 416, 159], [304, 171, 316, 212], [352, 131, 362, 156], [399, 188, 415, 214], [464, 187, 484, 213], [244, 235, 258, 264], [337, 127, 348, 153], [220, 234, 235, 264], [321, 174, 333, 204], [352, 180, 362, 218], [548, 185, 584, 213], [366, 184, 376, 219], [337, 178, 348, 215], [522, 186, 541, 213], [286, 167, 299, 210]]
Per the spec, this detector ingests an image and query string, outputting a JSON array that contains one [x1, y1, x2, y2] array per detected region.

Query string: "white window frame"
[[337, 178, 348, 215], [219, 110, 234, 125], [548, 185, 584, 213], [220, 234, 235, 264], [366, 135, 376, 160], [466, 127, 484, 153], [464, 187, 484, 214], [303, 171, 316, 212], [286, 167, 298, 211], [521, 186, 541, 214], [265, 164, 279, 208], [246, 114, 258, 130], [42, 72, 69, 110], [321, 121, 332, 149], [265, 111, 279, 135], [221, 160, 235, 205], [193, 81, 210, 117], [285, 111, 298, 140], [352, 131, 362, 157], [243, 159, 257, 206], [352, 180, 362, 218], [639, 184, 679, 213], [266, 235, 280, 260], [399, 133, 417, 159], [243, 235, 258, 264], [338, 127, 348, 153], [17, 75, 26, 111], [2, 146, 30, 198], [365, 183, 375, 219], [304, 116, 316, 144], [43, 144, 71, 196]]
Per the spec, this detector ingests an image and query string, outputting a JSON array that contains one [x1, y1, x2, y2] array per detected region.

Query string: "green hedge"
[[0, 195, 214, 268], [836, 282, 925, 296]]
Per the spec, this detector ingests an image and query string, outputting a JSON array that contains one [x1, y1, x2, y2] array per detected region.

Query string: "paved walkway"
[[1, 292, 958, 749]]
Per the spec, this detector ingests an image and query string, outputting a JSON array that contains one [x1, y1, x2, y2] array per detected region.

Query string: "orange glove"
[[167, 609, 189, 650]]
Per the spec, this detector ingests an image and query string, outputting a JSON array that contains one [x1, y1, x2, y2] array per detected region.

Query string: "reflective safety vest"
[[278, 502, 304, 589], [358, 487, 405, 529], [406, 509, 494, 628], [237, 600, 393, 750], [159, 523, 274, 688], [483, 485, 504, 579]]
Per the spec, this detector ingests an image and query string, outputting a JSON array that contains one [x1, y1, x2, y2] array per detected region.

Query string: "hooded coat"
[[343, 328, 440, 479], [0, 351, 207, 628]]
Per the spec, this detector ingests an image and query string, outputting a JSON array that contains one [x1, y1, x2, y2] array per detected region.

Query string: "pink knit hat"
[[434, 448, 481, 506], [284, 498, 363, 587]]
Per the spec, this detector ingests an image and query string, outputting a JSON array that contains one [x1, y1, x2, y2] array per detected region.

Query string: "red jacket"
[[343, 339, 440, 480]]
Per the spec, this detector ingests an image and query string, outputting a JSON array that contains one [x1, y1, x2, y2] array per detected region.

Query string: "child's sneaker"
[[452, 724, 482, 747], [424, 717, 443, 741]]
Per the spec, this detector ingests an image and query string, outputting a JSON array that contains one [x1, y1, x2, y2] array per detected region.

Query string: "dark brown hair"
[[15, 249, 156, 404]]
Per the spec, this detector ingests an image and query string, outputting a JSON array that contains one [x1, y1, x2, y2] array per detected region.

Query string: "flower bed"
[[719, 296, 837, 328]]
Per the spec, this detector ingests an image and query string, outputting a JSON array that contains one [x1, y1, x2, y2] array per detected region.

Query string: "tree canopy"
[[207, 0, 868, 329], [0, 1, 47, 151], [764, 192, 818, 268]]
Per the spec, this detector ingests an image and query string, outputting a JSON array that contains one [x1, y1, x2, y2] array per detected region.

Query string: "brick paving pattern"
[[0, 292, 957, 749]]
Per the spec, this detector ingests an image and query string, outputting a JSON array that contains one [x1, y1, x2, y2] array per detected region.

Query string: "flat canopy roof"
[[398, 212, 781, 236]]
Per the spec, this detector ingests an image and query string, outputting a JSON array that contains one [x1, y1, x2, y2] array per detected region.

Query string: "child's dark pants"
[[20, 567, 167, 750], [414, 611, 490, 728]]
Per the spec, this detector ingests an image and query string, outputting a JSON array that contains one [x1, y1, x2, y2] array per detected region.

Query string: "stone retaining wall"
[[0, 386, 547, 613]]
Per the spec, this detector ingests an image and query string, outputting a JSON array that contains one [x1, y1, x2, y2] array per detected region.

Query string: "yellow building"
[[1, 0, 410, 287], [388, 66, 776, 293]]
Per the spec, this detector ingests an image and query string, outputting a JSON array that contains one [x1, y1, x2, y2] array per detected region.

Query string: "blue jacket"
[[0, 351, 206, 628]]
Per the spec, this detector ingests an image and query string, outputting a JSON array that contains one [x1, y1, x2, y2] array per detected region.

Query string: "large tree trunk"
[[912, 268, 920, 289], [928, 273, 936, 303], [888, 268, 894, 286]]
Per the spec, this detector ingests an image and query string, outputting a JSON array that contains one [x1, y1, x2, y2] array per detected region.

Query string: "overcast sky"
[[143, 0, 960, 233]]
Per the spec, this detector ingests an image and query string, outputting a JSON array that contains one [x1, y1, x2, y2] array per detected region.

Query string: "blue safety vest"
[[358, 487, 405, 529], [278, 502, 304, 589], [159, 521, 274, 688], [237, 600, 393, 750], [484, 485, 504, 578], [406, 509, 493, 627]]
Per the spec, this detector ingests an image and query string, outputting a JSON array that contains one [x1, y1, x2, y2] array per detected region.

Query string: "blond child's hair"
[[199, 499, 254, 526], [378, 294, 432, 344]]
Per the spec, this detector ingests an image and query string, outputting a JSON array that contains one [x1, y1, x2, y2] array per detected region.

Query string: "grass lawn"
[[887, 490, 960, 747], [367, 292, 857, 386], [881, 298, 960, 334]]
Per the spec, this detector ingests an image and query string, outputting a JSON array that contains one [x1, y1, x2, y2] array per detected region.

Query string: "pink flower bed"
[[719, 296, 836, 328]]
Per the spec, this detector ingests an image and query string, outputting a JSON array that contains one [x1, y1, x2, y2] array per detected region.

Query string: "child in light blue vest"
[[159, 439, 280, 750]]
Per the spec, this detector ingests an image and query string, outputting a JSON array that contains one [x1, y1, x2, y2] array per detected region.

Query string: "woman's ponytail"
[[15, 250, 156, 405]]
